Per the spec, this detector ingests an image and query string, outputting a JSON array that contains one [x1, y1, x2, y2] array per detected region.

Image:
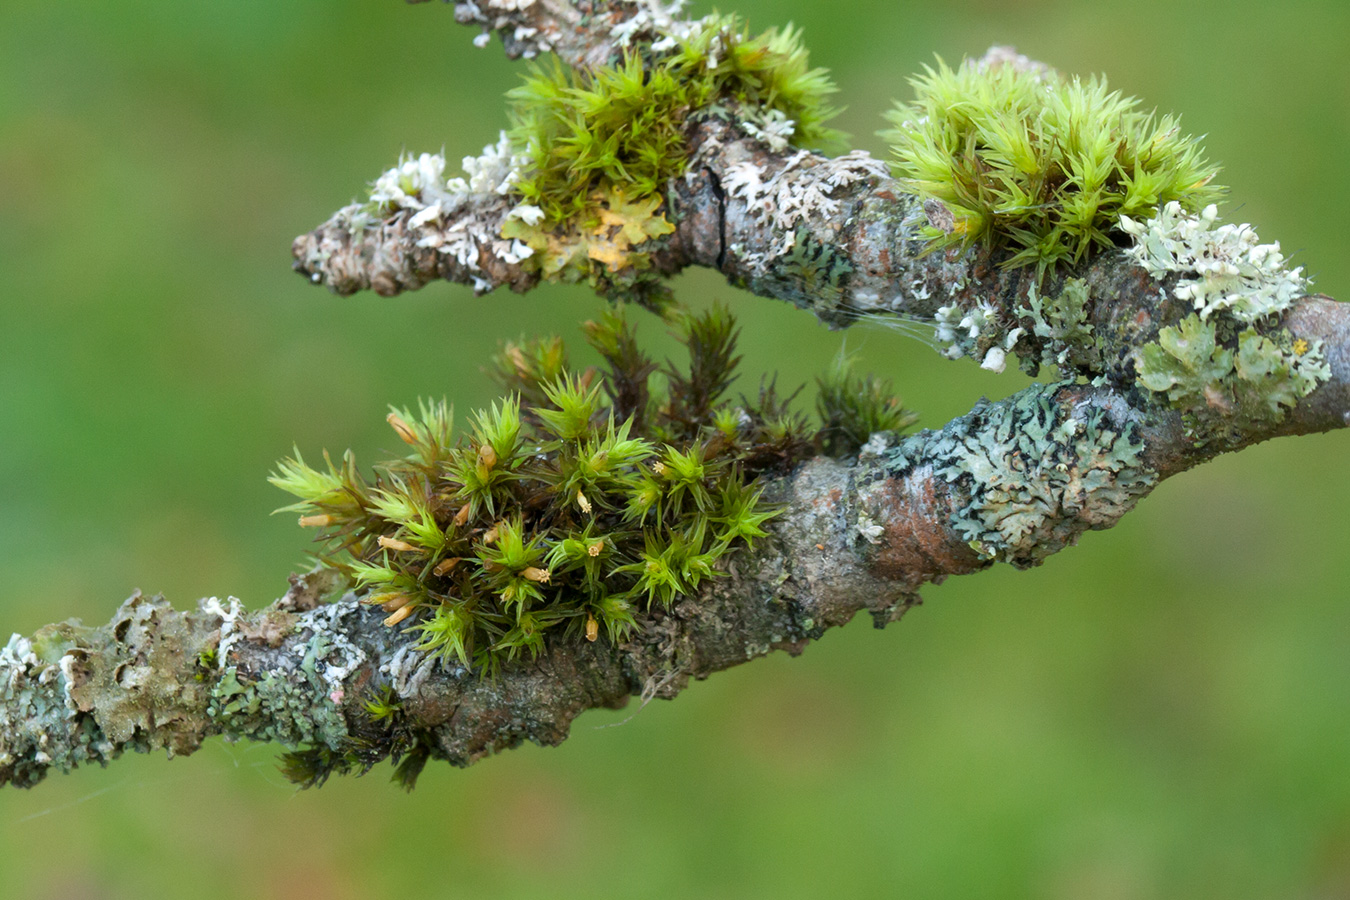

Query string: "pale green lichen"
[[206, 602, 362, 752], [1136, 314, 1330, 437], [0, 593, 221, 789], [889, 383, 1156, 567], [1121, 202, 1307, 322], [1016, 277, 1104, 376], [1126, 204, 1330, 439]]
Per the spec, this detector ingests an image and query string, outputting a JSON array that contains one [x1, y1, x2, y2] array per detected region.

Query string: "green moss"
[[667, 15, 843, 150], [816, 352, 920, 456], [508, 16, 841, 233], [883, 57, 1222, 277], [271, 304, 911, 676], [509, 54, 699, 229]]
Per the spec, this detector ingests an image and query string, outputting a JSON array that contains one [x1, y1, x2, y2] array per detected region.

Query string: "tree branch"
[[4, 0, 1347, 789]]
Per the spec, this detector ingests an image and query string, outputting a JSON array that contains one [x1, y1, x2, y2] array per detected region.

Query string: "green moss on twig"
[[883, 57, 1222, 277], [270, 304, 913, 677], [508, 15, 842, 233]]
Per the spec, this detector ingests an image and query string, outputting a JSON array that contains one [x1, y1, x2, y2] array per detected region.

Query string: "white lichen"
[[934, 300, 999, 361], [293, 602, 368, 690], [1121, 202, 1309, 323], [741, 108, 797, 153], [201, 596, 244, 667], [723, 151, 888, 265], [611, 0, 707, 50]]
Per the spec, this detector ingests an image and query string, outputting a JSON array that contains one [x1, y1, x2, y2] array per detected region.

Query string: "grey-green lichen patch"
[[1015, 278, 1104, 376], [746, 225, 854, 315], [0, 592, 221, 789], [1124, 203, 1331, 441], [888, 383, 1157, 567], [924, 275, 1108, 378], [206, 601, 363, 752], [1136, 314, 1330, 440]]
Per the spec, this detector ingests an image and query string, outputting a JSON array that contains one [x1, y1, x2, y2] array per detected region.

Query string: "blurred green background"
[[3, 0, 1349, 897]]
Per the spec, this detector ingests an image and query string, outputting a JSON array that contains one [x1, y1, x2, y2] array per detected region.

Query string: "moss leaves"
[[271, 305, 915, 677], [883, 57, 1222, 277]]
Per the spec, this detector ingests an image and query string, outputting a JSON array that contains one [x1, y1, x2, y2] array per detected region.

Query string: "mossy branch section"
[[8, 346, 1350, 789]]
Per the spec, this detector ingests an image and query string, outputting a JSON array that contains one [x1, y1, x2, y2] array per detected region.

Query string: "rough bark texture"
[[4, 0, 1348, 789]]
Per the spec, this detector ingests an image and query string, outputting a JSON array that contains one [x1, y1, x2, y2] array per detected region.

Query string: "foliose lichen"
[[722, 150, 889, 279], [888, 383, 1157, 567], [1125, 204, 1330, 440], [0, 593, 223, 789], [1015, 277, 1104, 376], [205, 601, 363, 752], [1121, 202, 1308, 323]]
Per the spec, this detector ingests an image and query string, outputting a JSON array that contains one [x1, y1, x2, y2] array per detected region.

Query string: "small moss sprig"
[[816, 352, 920, 456], [882, 57, 1223, 277], [271, 305, 915, 677], [668, 15, 843, 150]]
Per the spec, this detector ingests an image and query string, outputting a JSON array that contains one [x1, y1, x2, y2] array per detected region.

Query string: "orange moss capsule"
[[522, 567, 551, 584], [585, 615, 599, 643], [483, 523, 501, 545], [380, 593, 414, 613], [383, 605, 415, 627], [387, 411, 418, 444], [587, 540, 604, 557], [577, 490, 592, 514], [478, 443, 498, 469], [433, 557, 461, 577], [377, 535, 417, 553], [453, 504, 472, 527], [298, 514, 334, 528]]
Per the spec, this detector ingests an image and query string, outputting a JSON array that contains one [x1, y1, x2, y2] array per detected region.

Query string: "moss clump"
[[883, 57, 1222, 276], [271, 305, 914, 676], [668, 15, 843, 150], [508, 16, 841, 232]]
